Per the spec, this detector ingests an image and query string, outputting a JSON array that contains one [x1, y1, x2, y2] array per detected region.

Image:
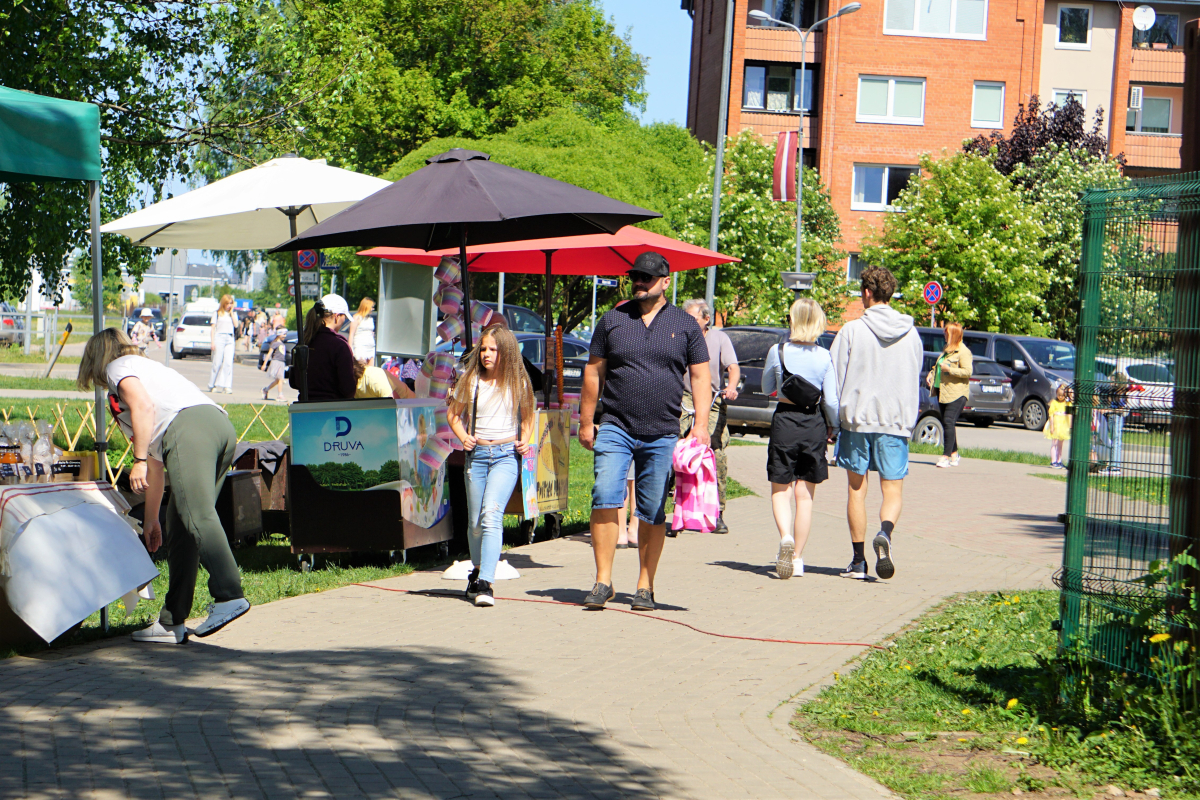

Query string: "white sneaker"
[[776, 537, 795, 580], [193, 598, 250, 637], [131, 621, 187, 644], [936, 457, 952, 468], [792, 557, 804, 577]]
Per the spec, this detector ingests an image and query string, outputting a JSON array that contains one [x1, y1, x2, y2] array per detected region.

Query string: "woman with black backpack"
[[761, 298, 840, 579]]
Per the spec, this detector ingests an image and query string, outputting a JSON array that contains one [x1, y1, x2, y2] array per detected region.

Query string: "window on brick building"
[[847, 254, 870, 282], [971, 81, 1005, 128], [1133, 12, 1178, 47], [743, 64, 814, 113], [1127, 96, 1172, 134], [852, 165, 919, 211], [883, 0, 987, 39], [1052, 89, 1086, 107], [1056, 4, 1092, 49], [857, 76, 925, 124], [751, 0, 818, 28]]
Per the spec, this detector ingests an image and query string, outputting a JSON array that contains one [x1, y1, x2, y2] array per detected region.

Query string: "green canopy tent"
[[0, 86, 106, 469]]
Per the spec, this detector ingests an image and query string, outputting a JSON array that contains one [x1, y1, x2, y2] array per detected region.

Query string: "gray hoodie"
[[830, 305, 923, 437]]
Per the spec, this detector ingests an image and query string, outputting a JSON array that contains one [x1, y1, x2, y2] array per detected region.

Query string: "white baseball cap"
[[320, 294, 351, 317]]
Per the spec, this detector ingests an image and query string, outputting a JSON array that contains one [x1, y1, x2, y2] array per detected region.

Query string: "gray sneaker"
[[840, 560, 868, 580], [873, 531, 895, 580], [630, 588, 656, 611], [583, 582, 614, 609], [776, 537, 796, 580]]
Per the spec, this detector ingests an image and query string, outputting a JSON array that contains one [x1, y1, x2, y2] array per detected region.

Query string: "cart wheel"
[[521, 518, 537, 546], [437, 542, 450, 561], [546, 513, 562, 540]]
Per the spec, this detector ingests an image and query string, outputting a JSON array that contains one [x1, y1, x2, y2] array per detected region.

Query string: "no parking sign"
[[923, 281, 943, 325]]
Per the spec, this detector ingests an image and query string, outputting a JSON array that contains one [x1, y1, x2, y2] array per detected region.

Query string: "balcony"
[[738, 111, 815, 142], [744, 26, 822, 63], [1129, 47, 1184, 84], [1124, 133, 1182, 171]]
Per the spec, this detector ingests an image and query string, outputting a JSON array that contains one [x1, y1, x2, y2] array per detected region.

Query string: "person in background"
[[578, 252, 711, 612], [78, 328, 249, 644], [260, 325, 288, 402], [680, 298, 739, 534], [290, 293, 356, 401], [130, 310, 159, 354], [207, 294, 237, 395], [925, 322, 972, 468], [829, 266, 922, 581], [761, 298, 839, 579], [1044, 382, 1072, 469], [270, 305, 285, 330], [1102, 371, 1130, 476], [348, 297, 377, 362], [616, 467, 639, 549], [447, 323, 536, 607], [353, 359, 414, 399]]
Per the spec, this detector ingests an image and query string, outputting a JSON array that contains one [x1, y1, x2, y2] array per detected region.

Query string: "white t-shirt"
[[214, 310, 236, 336], [470, 376, 519, 440], [105, 356, 222, 459]]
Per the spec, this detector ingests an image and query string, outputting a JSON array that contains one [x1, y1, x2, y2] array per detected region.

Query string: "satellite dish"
[[1133, 5, 1156, 31]]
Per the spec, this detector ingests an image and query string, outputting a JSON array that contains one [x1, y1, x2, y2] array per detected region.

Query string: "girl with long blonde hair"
[[207, 294, 238, 394], [447, 323, 535, 606], [348, 297, 376, 361]]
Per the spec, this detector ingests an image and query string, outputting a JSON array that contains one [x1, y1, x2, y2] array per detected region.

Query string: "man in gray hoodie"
[[829, 266, 922, 580]]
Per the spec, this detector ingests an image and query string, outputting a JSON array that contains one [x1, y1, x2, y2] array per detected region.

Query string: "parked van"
[[915, 327, 1074, 430]]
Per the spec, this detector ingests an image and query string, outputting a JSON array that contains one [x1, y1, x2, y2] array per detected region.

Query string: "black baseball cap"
[[630, 251, 670, 278]]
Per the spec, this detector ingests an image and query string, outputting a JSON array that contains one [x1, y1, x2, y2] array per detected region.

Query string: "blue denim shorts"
[[836, 430, 910, 481], [592, 425, 677, 525]]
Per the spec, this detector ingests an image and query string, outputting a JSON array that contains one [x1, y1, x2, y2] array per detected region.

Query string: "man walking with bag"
[[829, 266, 922, 580], [680, 298, 738, 534], [579, 253, 712, 611]]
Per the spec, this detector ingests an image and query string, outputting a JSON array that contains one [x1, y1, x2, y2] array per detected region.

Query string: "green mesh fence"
[[1055, 173, 1200, 676]]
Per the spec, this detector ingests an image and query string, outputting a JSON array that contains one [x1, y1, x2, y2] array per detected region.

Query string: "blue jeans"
[[465, 443, 520, 583], [592, 425, 677, 525]]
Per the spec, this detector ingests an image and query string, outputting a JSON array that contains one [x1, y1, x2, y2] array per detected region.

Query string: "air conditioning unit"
[[1130, 86, 1143, 110]]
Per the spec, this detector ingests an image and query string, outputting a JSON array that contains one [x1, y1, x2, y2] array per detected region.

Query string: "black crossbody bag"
[[773, 344, 823, 415]]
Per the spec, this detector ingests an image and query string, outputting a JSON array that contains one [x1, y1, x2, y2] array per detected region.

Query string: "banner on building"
[[772, 130, 799, 202]]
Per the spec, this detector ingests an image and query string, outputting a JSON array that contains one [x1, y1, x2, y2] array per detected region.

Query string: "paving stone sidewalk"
[[0, 449, 1064, 799]]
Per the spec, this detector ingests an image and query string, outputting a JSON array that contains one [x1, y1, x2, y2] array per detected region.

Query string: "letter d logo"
[[335, 417, 352, 438]]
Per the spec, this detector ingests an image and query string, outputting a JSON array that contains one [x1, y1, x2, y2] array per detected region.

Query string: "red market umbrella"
[[359, 227, 740, 275], [361, 228, 740, 407]]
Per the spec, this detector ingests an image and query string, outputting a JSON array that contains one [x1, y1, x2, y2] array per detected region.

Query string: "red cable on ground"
[[351, 583, 888, 650]]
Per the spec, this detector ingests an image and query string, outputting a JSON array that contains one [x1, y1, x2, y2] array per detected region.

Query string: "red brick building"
[[682, 0, 1195, 286]]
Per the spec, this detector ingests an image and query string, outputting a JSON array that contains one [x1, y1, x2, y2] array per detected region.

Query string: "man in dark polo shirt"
[[578, 252, 712, 611]]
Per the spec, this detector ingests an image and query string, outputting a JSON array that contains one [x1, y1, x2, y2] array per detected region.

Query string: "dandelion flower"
[[1150, 633, 1171, 644], [958, 737, 968, 742], [1017, 737, 1028, 745], [961, 708, 972, 715]]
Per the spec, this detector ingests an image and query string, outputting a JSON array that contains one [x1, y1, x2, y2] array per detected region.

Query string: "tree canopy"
[[963, 95, 1116, 177]]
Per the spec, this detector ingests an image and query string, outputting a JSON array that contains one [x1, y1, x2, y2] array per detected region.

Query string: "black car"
[[721, 326, 835, 437], [257, 330, 298, 368], [915, 328, 1073, 430], [912, 353, 1016, 447], [435, 331, 589, 394]]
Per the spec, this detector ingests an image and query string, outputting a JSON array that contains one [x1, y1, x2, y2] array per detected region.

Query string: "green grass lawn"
[[1030, 471, 1167, 505], [0, 375, 81, 392], [909, 441, 1052, 466], [0, 351, 81, 365], [797, 591, 1187, 798]]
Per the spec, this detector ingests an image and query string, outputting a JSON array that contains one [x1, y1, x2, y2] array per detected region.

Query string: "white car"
[[1095, 356, 1173, 430], [170, 312, 214, 359]]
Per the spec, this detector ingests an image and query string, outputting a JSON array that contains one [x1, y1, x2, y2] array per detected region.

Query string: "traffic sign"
[[596, 278, 619, 288], [300, 284, 319, 298], [923, 281, 943, 305], [319, 262, 339, 271], [297, 249, 318, 270], [298, 272, 320, 284]]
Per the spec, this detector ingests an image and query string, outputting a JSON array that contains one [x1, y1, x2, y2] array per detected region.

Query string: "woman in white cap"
[[290, 293, 356, 401]]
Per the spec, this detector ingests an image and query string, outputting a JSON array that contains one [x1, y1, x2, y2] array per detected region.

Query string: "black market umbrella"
[[272, 148, 661, 400]]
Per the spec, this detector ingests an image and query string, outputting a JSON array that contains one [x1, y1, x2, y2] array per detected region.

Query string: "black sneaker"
[[840, 560, 868, 580], [583, 582, 614, 609], [474, 580, 495, 607], [466, 567, 481, 600], [665, 527, 678, 538], [630, 588, 655, 611], [873, 531, 895, 580], [714, 516, 729, 534]]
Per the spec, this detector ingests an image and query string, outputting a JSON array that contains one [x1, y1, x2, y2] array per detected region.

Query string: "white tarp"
[[0, 484, 158, 642], [100, 156, 391, 250]]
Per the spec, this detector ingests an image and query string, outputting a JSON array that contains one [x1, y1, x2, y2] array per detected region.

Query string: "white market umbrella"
[[102, 155, 391, 249], [103, 155, 390, 395]]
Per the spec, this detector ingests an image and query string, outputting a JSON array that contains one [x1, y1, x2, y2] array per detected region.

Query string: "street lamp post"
[[749, 3, 861, 274]]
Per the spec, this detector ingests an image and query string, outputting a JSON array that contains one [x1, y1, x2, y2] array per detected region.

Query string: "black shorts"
[[767, 405, 829, 485]]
